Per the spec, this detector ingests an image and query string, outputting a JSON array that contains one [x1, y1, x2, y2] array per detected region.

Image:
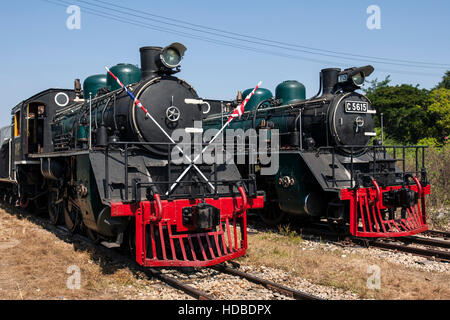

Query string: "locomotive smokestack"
[[140, 46, 162, 80], [320, 68, 340, 95]]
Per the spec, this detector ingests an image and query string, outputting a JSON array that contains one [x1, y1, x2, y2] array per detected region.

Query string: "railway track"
[[352, 231, 450, 262], [423, 229, 450, 239], [0, 204, 321, 300], [295, 223, 450, 262], [354, 238, 450, 263], [401, 235, 450, 249], [213, 264, 321, 300]]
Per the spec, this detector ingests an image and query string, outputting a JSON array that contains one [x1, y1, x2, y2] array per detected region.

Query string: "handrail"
[[152, 193, 163, 221], [370, 179, 382, 206], [412, 176, 423, 196], [236, 186, 248, 214]]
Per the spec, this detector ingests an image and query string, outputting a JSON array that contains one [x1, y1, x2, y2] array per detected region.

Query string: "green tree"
[[435, 70, 450, 90], [426, 88, 450, 141], [365, 83, 431, 143], [362, 75, 391, 95]]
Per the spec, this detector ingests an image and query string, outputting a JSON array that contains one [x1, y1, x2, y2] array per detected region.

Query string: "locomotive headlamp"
[[160, 42, 187, 69], [337, 65, 374, 91], [352, 72, 365, 86]]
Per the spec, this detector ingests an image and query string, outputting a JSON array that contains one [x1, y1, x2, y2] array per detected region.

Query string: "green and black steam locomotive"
[[0, 43, 263, 267], [203, 66, 430, 238]]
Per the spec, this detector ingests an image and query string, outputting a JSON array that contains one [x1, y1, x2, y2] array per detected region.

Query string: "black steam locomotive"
[[204, 65, 430, 237], [0, 43, 263, 267]]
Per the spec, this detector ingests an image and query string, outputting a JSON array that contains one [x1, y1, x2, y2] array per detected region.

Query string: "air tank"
[[225, 88, 272, 131], [106, 63, 142, 91], [241, 88, 273, 111], [83, 74, 107, 99], [275, 80, 306, 105]]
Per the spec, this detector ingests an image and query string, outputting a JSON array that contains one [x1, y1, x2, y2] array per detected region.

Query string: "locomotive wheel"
[[259, 201, 286, 226], [64, 201, 81, 233], [48, 194, 64, 225]]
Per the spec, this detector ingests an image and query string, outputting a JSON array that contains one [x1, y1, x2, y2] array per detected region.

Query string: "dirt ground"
[[0, 206, 189, 300]]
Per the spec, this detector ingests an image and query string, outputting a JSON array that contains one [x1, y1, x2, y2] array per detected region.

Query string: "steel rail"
[[295, 223, 450, 262], [423, 230, 450, 239], [357, 239, 450, 263], [213, 264, 322, 300], [401, 236, 450, 249], [146, 268, 214, 300]]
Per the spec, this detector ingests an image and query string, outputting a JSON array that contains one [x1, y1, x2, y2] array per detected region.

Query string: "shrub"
[[405, 140, 449, 228]]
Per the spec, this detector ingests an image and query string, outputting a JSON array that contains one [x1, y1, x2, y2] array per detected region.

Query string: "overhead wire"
[[83, 0, 450, 69], [41, 0, 445, 77]]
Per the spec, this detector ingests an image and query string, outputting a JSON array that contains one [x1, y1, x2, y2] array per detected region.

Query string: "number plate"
[[345, 101, 368, 113]]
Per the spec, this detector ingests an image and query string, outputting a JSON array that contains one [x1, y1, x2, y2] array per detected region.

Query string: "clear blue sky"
[[0, 0, 449, 127]]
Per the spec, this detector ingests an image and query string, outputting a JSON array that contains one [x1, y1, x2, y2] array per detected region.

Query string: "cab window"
[[14, 111, 20, 137]]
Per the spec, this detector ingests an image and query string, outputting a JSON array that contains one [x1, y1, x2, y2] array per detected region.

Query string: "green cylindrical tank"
[[83, 74, 107, 99], [275, 80, 306, 105], [241, 88, 273, 111], [224, 88, 273, 131], [77, 125, 89, 142], [106, 63, 142, 91]]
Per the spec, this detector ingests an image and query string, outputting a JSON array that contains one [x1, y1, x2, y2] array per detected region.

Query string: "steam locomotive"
[[0, 43, 264, 267], [203, 66, 430, 237]]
